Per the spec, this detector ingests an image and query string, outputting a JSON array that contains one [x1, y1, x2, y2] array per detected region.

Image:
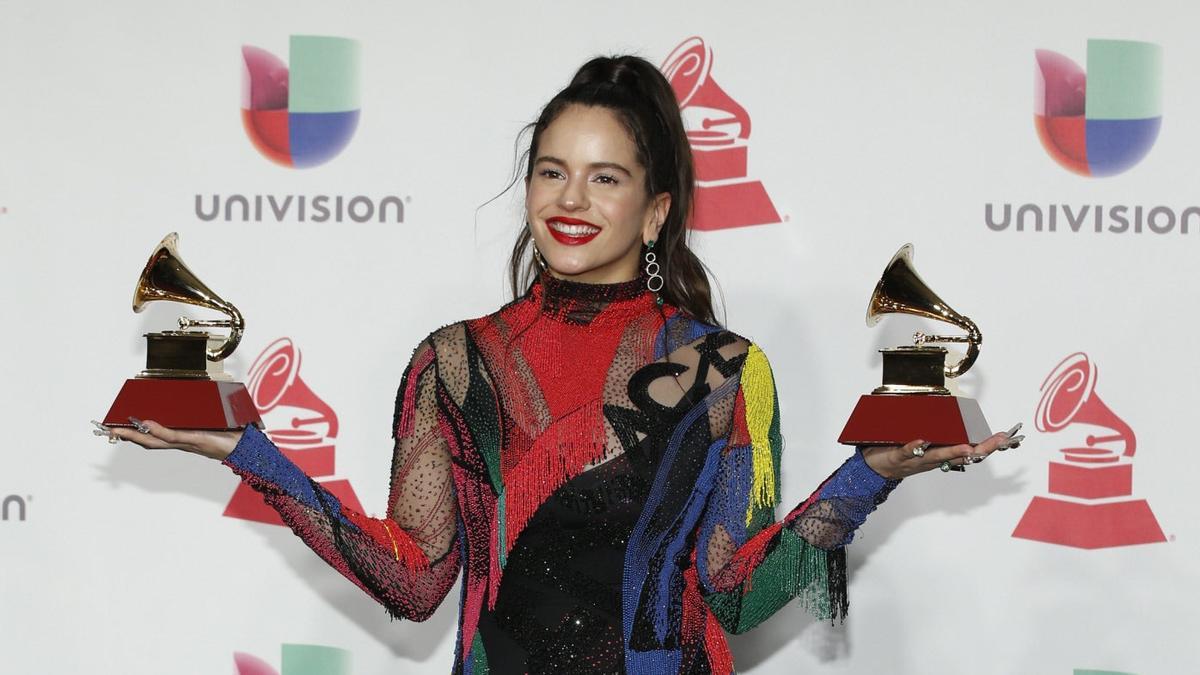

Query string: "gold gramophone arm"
[[178, 306, 244, 361], [913, 319, 982, 379]]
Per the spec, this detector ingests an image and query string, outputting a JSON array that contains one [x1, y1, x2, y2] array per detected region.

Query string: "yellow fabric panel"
[[741, 343, 777, 525]]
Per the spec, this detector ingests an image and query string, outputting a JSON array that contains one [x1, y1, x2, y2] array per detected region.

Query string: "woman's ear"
[[643, 192, 671, 243]]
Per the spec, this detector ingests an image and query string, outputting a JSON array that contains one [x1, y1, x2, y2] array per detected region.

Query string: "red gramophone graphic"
[[1012, 352, 1165, 548], [224, 338, 364, 526], [661, 37, 780, 231]]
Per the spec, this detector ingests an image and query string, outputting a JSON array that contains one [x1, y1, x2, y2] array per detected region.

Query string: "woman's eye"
[[538, 168, 564, 179], [594, 174, 618, 185]]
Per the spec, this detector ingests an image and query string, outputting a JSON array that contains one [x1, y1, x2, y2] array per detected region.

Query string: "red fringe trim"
[[685, 556, 733, 674], [501, 402, 607, 554], [710, 521, 784, 593], [397, 347, 435, 438]]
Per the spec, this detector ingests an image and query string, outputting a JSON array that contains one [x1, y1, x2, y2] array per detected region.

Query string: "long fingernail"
[[1006, 422, 1023, 436], [91, 419, 111, 432], [998, 434, 1025, 450], [129, 417, 151, 433]]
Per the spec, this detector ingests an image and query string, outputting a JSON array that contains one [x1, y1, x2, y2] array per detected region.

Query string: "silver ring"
[[940, 460, 952, 472], [912, 446, 925, 458]]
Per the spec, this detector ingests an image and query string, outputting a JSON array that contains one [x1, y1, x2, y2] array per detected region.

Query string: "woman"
[[103, 55, 1017, 674]]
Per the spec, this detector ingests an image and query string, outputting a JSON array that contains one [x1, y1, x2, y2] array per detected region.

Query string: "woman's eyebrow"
[[534, 155, 634, 177]]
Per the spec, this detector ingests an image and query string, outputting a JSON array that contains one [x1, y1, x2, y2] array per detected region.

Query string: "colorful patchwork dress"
[[224, 274, 899, 674]]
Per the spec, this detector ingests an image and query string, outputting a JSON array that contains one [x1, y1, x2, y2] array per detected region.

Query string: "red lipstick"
[[546, 216, 601, 246]]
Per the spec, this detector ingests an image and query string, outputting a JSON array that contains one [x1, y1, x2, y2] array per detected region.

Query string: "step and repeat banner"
[[2, 1, 1196, 673]]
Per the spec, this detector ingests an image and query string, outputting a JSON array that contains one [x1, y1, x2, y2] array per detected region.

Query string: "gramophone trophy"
[[838, 244, 991, 446], [102, 233, 262, 430]]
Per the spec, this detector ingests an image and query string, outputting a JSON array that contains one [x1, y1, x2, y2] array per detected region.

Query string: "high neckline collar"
[[531, 272, 655, 324]]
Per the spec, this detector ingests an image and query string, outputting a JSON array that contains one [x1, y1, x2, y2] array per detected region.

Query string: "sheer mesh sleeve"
[[694, 343, 900, 633], [223, 338, 460, 621]]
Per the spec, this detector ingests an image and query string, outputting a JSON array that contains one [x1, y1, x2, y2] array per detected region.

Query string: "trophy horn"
[[866, 244, 982, 378], [132, 233, 244, 361]]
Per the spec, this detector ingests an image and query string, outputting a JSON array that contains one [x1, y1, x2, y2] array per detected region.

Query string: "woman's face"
[[526, 104, 669, 284]]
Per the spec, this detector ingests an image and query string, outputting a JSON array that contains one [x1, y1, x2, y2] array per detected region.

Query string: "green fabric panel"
[[768, 387, 783, 504], [1086, 39, 1161, 120], [703, 528, 832, 635], [280, 644, 351, 675], [471, 631, 490, 674], [289, 35, 360, 112], [463, 342, 503, 492]]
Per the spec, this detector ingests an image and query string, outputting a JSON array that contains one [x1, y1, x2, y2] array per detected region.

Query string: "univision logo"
[[1035, 39, 1162, 177], [196, 35, 407, 223], [983, 39, 1191, 235], [242, 35, 360, 168], [2, 495, 29, 522]]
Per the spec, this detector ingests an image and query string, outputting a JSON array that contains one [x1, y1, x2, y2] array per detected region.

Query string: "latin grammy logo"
[[223, 338, 364, 526], [1012, 352, 1165, 549], [661, 37, 780, 231]]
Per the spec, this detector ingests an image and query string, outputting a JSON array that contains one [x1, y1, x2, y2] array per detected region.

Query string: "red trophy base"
[[1012, 496, 1166, 549], [838, 394, 991, 446], [104, 378, 262, 431]]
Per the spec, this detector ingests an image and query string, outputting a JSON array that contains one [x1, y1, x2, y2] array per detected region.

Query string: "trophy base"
[[104, 378, 262, 431], [1012, 496, 1166, 549], [838, 394, 991, 446]]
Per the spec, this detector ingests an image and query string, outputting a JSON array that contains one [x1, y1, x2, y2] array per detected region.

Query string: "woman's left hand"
[[861, 423, 1023, 480]]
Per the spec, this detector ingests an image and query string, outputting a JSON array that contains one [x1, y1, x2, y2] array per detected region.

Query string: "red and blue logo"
[[242, 35, 360, 168], [1035, 39, 1162, 177]]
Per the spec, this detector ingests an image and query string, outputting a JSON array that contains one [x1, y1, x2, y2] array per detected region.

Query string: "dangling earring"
[[529, 222, 547, 271], [644, 239, 664, 306]]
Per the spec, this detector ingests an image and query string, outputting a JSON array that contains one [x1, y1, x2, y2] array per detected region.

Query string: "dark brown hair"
[[507, 55, 717, 324]]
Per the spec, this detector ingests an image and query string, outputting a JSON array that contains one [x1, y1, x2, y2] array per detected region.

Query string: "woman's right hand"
[[95, 418, 244, 461]]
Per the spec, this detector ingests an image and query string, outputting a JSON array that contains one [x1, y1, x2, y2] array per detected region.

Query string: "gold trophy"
[[838, 244, 991, 446], [102, 233, 262, 430]]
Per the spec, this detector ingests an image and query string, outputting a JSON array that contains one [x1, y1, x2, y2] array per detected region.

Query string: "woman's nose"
[[558, 176, 588, 210]]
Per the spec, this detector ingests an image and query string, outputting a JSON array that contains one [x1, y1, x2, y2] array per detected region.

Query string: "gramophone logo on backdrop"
[[241, 35, 360, 168], [224, 338, 364, 526], [661, 37, 780, 231], [1035, 39, 1161, 177], [1012, 353, 1165, 549], [234, 643, 350, 675]]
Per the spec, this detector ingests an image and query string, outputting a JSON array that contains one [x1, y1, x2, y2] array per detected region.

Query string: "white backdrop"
[[2, 1, 1197, 673]]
